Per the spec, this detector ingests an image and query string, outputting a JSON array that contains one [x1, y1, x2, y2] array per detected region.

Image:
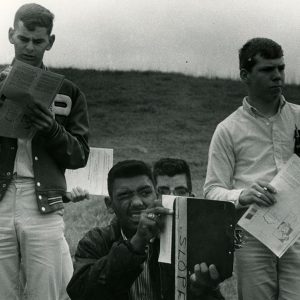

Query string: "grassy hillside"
[[56, 67, 300, 193], [3, 63, 300, 299], [56, 68, 300, 299]]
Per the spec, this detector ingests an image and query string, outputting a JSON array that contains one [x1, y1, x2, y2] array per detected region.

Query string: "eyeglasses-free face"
[[110, 175, 157, 237]]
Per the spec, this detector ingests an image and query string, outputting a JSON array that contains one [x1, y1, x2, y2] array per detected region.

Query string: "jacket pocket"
[[48, 195, 63, 206]]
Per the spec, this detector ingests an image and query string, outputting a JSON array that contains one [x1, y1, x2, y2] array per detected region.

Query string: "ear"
[[104, 196, 115, 214], [8, 28, 15, 44], [46, 34, 55, 51], [240, 68, 250, 83]]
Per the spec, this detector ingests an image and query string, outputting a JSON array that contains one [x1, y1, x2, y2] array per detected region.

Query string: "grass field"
[[53, 67, 300, 299]]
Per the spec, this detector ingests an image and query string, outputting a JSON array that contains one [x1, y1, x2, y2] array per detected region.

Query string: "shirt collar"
[[243, 96, 286, 118], [121, 228, 128, 241]]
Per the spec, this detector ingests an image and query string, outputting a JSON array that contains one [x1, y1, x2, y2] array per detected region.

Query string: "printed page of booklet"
[[238, 154, 300, 257], [0, 60, 64, 138], [65, 147, 113, 196]]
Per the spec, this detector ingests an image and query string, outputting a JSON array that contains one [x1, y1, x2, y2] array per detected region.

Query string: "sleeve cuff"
[[228, 189, 244, 208]]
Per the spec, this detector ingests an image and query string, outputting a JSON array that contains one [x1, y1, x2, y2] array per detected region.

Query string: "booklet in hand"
[[0, 60, 64, 139]]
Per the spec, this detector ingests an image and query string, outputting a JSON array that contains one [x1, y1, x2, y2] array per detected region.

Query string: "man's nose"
[[273, 68, 283, 81], [25, 41, 34, 51], [131, 194, 144, 207]]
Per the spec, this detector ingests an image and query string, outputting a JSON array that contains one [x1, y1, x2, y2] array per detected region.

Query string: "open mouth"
[[129, 211, 143, 222]]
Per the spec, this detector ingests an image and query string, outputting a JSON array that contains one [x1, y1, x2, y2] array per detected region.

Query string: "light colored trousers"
[[0, 178, 73, 300], [235, 231, 300, 300]]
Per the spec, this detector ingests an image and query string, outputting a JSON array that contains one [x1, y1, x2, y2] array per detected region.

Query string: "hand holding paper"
[[238, 154, 300, 257], [65, 148, 113, 196], [239, 181, 277, 207], [25, 100, 55, 134], [0, 60, 64, 138], [131, 203, 173, 253], [66, 187, 90, 203]]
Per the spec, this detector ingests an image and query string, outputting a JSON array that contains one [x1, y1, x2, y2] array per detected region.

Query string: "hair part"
[[239, 37, 283, 71], [153, 158, 192, 192], [107, 160, 154, 198], [14, 3, 54, 34]]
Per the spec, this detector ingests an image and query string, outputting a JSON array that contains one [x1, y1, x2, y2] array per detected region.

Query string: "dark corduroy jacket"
[[67, 219, 225, 300]]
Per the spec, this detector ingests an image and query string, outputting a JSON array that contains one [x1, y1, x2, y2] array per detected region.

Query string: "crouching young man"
[[67, 160, 224, 300]]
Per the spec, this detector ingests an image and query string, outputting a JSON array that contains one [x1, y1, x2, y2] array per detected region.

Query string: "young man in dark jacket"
[[0, 4, 89, 299], [67, 160, 224, 300]]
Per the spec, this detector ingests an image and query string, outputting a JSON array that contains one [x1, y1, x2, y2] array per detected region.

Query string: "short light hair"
[[14, 3, 54, 34], [239, 37, 283, 71], [153, 158, 192, 193]]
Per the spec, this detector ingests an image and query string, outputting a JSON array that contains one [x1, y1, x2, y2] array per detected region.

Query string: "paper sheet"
[[0, 60, 64, 138], [158, 195, 176, 264], [65, 147, 113, 196], [238, 154, 300, 257]]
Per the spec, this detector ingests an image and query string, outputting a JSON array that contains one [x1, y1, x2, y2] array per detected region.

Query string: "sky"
[[1, 0, 300, 82]]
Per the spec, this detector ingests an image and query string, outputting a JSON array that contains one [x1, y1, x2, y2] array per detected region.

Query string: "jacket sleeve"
[[42, 82, 89, 169], [67, 229, 146, 300]]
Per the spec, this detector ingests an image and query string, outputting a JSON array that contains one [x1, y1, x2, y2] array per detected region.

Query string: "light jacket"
[[0, 66, 89, 214]]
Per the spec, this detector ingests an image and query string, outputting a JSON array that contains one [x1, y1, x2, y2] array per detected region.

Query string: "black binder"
[[173, 197, 236, 299]]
